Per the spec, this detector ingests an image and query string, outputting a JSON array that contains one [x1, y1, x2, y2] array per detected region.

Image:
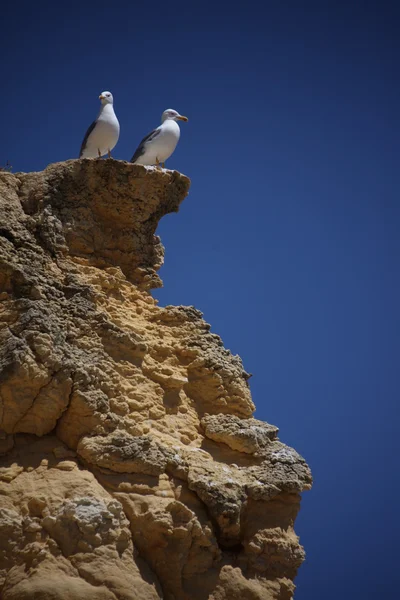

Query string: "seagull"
[[130, 109, 188, 168], [79, 91, 120, 159]]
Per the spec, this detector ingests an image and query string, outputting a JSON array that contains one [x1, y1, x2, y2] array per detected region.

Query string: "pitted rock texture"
[[0, 160, 312, 600], [201, 414, 279, 454]]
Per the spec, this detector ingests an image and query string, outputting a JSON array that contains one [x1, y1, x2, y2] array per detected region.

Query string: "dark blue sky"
[[2, 1, 399, 598]]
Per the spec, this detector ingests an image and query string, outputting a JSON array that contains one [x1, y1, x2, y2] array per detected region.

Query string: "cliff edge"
[[0, 160, 312, 600]]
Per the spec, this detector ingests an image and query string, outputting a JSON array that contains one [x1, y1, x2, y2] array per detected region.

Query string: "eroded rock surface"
[[0, 160, 312, 599]]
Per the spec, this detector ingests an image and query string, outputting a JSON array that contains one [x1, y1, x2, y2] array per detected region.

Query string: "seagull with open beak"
[[130, 108, 188, 168]]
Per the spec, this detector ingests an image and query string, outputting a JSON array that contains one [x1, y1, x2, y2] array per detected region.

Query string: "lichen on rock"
[[0, 159, 312, 599]]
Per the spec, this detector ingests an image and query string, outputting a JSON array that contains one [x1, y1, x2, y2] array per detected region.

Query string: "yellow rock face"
[[0, 161, 312, 600]]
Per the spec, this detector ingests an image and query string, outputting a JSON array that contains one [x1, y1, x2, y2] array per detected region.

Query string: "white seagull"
[[79, 91, 120, 158], [130, 109, 188, 168]]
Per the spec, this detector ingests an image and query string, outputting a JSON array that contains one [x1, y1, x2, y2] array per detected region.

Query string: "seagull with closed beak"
[[130, 109, 188, 168], [79, 91, 120, 159]]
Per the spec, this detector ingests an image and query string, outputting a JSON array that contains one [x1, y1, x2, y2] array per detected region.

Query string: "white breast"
[[142, 120, 181, 164], [83, 105, 120, 158]]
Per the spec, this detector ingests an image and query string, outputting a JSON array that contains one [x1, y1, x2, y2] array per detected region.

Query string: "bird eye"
[[107, 93, 111, 97]]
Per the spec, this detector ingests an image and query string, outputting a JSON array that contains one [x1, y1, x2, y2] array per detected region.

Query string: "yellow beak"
[[177, 115, 188, 122], [99, 94, 105, 100]]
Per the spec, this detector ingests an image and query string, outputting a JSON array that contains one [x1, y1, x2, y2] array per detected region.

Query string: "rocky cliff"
[[0, 160, 312, 600]]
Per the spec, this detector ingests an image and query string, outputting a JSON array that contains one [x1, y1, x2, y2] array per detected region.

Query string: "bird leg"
[[107, 149, 111, 158], [161, 162, 165, 168], [97, 149, 102, 158], [155, 157, 161, 169]]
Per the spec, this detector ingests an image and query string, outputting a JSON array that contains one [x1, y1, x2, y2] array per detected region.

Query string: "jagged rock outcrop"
[[0, 160, 312, 600]]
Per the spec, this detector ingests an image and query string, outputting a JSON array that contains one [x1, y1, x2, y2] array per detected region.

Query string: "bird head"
[[99, 91, 114, 105], [161, 109, 188, 123]]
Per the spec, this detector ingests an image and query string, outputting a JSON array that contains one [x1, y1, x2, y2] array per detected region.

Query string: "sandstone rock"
[[78, 432, 174, 476], [0, 161, 312, 599], [201, 414, 279, 454], [0, 436, 161, 599]]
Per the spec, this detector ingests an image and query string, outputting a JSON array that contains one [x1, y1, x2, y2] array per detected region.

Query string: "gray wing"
[[130, 127, 161, 163], [79, 120, 97, 157]]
